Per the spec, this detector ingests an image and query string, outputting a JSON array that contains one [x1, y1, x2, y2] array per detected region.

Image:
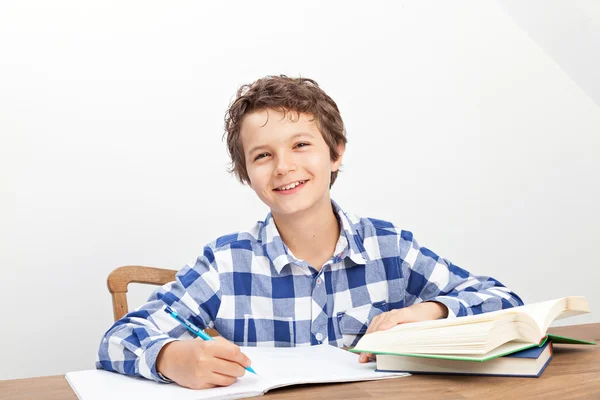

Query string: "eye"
[[254, 152, 270, 161], [294, 142, 310, 149]]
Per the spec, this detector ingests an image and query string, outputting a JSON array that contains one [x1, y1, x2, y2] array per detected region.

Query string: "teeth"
[[277, 180, 305, 191]]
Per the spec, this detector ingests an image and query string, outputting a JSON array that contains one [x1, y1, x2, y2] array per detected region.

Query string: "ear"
[[331, 142, 345, 172]]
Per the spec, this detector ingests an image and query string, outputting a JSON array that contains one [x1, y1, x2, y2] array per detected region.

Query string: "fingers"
[[359, 312, 401, 364], [359, 307, 430, 365], [159, 337, 252, 390], [365, 314, 383, 334], [183, 340, 248, 390], [361, 317, 382, 363], [366, 313, 391, 334], [207, 371, 239, 387], [185, 372, 237, 390], [210, 357, 246, 378], [205, 337, 252, 369], [378, 319, 399, 331], [366, 309, 406, 334]]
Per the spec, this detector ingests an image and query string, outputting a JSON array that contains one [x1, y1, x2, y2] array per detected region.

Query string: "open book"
[[67, 345, 407, 400], [351, 296, 594, 361]]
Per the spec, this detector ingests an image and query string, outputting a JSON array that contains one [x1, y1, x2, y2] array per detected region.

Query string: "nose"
[[273, 151, 296, 176]]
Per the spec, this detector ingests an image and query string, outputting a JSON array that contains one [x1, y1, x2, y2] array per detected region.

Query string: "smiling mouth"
[[273, 180, 308, 191]]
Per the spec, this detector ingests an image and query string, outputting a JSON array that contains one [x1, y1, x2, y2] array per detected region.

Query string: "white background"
[[1, 0, 598, 380]]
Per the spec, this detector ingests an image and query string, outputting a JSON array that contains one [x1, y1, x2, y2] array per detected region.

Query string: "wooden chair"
[[107, 265, 218, 336]]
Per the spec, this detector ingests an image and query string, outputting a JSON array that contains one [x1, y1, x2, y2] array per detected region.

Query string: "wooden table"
[[2, 323, 599, 400]]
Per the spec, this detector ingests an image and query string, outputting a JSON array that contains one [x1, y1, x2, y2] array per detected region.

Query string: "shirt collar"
[[258, 200, 367, 273], [331, 200, 368, 266]]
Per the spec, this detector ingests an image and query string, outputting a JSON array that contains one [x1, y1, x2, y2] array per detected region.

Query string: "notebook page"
[[241, 344, 407, 387], [65, 369, 268, 400], [66, 346, 406, 400]]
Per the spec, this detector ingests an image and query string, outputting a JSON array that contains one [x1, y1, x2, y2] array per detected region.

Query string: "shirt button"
[[317, 278, 322, 285], [316, 333, 324, 341]]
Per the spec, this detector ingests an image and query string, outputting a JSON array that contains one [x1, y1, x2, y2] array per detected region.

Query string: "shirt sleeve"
[[398, 230, 524, 317], [96, 245, 221, 382]]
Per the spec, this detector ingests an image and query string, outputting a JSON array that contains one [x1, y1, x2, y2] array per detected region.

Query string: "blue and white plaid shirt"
[[97, 201, 523, 382]]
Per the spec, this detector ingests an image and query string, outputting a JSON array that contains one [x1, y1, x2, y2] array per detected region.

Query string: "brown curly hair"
[[224, 75, 347, 187]]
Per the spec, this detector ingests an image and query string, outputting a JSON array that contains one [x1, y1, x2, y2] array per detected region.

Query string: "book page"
[[519, 296, 590, 333], [516, 299, 561, 333], [360, 297, 589, 336]]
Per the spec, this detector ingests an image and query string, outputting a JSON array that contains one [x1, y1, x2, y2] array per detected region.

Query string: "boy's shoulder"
[[339, 207, 414, 243], [205, 220, 264, 253], [340, 209, 417, 262]]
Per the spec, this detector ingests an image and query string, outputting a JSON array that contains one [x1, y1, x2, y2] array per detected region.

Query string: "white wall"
[[497, 0, 600, 107], [1, 0, 598, 381]]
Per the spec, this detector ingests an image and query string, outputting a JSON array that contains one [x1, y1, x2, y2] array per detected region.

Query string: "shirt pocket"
[[336, 301, 389, 348], [243, 314, 295, 347]]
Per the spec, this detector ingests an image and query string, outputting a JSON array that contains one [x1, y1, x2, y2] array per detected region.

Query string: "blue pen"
[[163, 306, 256, 375]]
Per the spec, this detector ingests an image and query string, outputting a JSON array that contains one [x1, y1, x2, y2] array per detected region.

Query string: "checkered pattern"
[[97, 200, 523, 382]]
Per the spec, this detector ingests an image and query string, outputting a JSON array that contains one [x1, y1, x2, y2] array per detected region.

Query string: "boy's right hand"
[[156, 336, 252, 389]]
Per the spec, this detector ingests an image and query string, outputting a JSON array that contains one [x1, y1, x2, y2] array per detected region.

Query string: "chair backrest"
[[107, 265, 177, 321], [107, 265, 219, 336]]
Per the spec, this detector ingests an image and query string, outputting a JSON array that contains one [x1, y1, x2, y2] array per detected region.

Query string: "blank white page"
[[242, 344, 406, 385], [66, 345, 407, 400], [67, 370, 265, 400]]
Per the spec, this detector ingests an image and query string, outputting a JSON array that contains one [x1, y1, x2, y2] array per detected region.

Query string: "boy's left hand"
[[358, 301, 448, 363]]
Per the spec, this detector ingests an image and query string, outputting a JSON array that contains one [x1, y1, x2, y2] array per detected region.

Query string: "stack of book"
[[350, 296, 595, 378]]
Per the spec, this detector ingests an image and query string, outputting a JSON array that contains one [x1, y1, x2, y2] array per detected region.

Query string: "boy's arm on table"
[[399, 231, 524, 318], [359, 230, 524, 363], [96, 246, 222, 383]]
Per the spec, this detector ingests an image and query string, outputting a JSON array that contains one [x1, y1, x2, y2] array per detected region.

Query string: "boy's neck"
[[272, 197, 340, 271]]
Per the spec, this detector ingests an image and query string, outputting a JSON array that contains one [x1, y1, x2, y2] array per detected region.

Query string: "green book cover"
[[547, 334, 596, 345]]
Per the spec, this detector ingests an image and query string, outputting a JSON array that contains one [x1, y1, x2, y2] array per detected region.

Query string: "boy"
[[97, 75, 523, 389]]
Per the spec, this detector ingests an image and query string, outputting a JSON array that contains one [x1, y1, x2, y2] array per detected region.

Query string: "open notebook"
[[66, 345, 407, 400]]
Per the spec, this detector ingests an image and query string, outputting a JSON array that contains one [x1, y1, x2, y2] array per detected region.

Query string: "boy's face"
[[240, 108, 344, 218]]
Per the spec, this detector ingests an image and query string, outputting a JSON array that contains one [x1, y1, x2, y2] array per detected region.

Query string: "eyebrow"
[[247, 132, 315, 156]]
